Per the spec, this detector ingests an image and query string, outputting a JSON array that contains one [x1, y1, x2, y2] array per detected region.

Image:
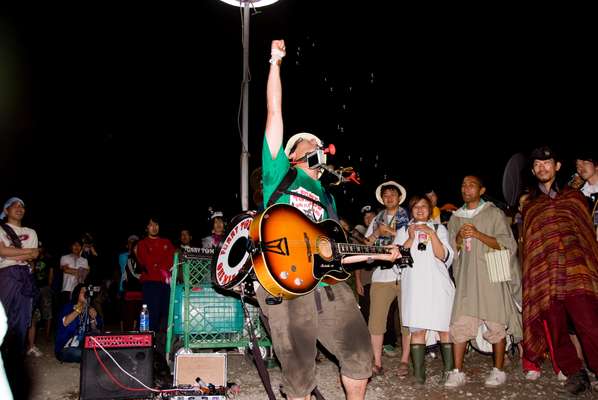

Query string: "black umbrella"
[[502, 152, 527, 209]]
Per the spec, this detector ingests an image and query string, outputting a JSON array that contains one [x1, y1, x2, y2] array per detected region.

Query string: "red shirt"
[[136, 237, 176, 283]]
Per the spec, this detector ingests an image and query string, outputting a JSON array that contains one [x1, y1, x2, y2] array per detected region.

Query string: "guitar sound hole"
[[318, 238, 333, 259]]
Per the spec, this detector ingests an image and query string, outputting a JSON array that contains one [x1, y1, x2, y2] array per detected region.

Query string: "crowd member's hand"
[[407, 224, 417, 239], [381, 245, 400, 262], [570, 174, 584, 189], [413, 224, 436, 236], [458, 223, 479, 240], [355, 279, 365, 296], [377, 223, 396, 238]]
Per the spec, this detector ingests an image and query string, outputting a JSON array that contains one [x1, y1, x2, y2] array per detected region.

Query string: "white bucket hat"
[[375, 181, 407, 205], [284, 132, 324, 161]]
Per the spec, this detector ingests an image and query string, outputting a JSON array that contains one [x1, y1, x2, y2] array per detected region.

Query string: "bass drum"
[[469, 324, 513, 355], [211, 213, 255, 289]]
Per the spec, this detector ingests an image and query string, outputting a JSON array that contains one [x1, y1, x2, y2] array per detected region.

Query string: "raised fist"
[[271, 39, 286, 59]]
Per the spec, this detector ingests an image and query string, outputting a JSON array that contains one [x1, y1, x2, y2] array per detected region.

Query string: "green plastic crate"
[[173, 285, 244, 335]]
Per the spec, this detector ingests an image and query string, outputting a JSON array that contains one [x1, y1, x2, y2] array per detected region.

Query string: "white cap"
[[284, 132, 324, 160]]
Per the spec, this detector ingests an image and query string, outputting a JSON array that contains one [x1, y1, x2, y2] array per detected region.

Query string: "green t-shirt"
[[262, 136, 336, 222]]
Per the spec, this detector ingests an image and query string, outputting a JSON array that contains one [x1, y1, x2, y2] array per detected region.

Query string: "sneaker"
[[557, 371, 567, 381], [525, 370, 541, 381], [564, 369, 590, 395], [383, 344, 398, 357], [485, 368, 507, 387], [26, 346, 43, 357], [444, 369, 466, 388]]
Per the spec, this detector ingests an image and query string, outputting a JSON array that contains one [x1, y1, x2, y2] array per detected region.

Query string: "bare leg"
[[371, 334, 383, 368], [569, 334, 583, 361], [453, 341, 467, 370], [341, 375, 368, 400], [439, 331, 450, 343], [411, 330, 426, 344], [401, 332, 411, 364], [27, 324, 36, 350], [288, 396, 310, 400], [492, 338, 506, 369]]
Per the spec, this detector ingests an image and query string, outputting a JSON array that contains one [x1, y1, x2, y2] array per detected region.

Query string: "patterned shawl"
[[522, 187, 598, 362]]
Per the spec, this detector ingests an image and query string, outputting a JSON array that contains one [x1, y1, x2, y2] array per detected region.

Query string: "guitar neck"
[[336, 243, 390, 256]]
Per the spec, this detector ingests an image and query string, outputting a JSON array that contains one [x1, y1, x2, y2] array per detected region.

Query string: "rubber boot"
[[440, 342, 455, 380], [410, 344, 426, 384]]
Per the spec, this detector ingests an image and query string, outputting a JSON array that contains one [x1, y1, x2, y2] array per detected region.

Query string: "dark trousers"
[[0, 266, 35, 399], [384, 297, 399, 347], [545, 295, 598, 376], [0, 266, 34, 352], [57, 347, 82, 363], [142, 281, 170, 340]]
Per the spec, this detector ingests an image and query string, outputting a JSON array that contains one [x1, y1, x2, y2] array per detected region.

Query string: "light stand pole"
[[218, 0, 280, 211]]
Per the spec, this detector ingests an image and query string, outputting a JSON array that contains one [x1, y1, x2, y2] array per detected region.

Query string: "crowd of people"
[[252, 39, 598, 399], [0, 197, 229, 398], [0, 38, 597, 400]]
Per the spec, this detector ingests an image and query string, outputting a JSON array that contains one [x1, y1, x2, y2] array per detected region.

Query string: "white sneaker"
[[26, 346, 43, 357], [557, 371, 567, 381], [525, 370, 541, 380], [444, 369, 466, 388], [485, 367, 507, 387]]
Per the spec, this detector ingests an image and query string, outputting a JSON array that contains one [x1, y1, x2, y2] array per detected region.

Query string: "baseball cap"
[[530, 146, 557, 162]]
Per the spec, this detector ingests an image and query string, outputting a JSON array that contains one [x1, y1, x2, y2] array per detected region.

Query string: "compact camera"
[[86, 285, 101, 297]]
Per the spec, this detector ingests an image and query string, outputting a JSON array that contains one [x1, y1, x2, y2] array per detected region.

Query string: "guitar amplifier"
[[80, 332, 154, 400]]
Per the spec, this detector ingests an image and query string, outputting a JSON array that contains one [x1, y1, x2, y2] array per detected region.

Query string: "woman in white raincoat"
[[394, 195, 455, 384]]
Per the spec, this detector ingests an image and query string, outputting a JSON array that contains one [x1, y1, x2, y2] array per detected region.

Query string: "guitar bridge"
[[304, 232, 312, 262]]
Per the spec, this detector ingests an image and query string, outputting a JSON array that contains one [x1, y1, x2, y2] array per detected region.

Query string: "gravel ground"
[[23, 334, 597, 399]]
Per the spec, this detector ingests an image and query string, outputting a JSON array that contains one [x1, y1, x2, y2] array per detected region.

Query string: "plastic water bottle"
[[139, 304, 149, 332]]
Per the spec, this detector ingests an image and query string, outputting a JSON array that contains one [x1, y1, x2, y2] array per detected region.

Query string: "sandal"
[[372, 365, 384, 376], [397, 362, 409, 376]]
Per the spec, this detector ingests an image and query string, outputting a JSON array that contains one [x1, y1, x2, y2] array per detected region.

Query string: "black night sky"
[[0, 2, 593, 257]]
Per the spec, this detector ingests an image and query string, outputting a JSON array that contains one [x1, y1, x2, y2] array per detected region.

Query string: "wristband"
[[270, 47, 285, 65]]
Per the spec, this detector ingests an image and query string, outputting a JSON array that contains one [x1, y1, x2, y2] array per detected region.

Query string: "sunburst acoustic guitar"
[[249, 203, 412, 300]]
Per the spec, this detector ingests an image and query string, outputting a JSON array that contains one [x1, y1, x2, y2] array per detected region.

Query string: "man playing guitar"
[[257, 39, 400, 400]]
